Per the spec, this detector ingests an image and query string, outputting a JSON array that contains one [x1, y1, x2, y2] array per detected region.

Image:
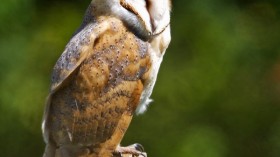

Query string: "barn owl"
[[42, 0, 171, 157]]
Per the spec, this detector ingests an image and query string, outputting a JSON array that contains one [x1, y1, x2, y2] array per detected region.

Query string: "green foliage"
[[0, 0, 280, 156]]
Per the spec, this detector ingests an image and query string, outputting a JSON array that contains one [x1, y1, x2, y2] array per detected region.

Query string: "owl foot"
[[113, 143, 147, 157]]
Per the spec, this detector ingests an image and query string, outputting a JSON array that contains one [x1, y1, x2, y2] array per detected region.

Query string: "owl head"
[[91, 0, 171, 40]]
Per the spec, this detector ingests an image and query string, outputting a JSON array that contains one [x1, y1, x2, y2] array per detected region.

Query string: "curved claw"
[[134, 143, 145, 152]]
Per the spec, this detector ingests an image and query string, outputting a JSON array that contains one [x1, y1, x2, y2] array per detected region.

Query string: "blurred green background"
[[1, 0, 280, 156]]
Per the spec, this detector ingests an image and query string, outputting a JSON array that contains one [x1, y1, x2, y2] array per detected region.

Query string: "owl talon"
[[134, 143, 144, 152], [113, 144, 147, 157]]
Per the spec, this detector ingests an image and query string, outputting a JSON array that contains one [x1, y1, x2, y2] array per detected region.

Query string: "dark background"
[[1, 0, 280, 156]]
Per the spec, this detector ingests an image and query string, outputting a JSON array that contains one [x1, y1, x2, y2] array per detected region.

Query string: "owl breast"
[[47, 16, 153, 154]]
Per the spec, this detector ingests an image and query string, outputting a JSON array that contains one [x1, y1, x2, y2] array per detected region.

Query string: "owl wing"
[[50, 23, 111, 93], [42, 20, 111, 141], [42, 16, 153, 157]]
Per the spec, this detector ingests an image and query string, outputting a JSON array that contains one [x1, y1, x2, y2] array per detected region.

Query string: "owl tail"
[[43, 144, 98, 157]]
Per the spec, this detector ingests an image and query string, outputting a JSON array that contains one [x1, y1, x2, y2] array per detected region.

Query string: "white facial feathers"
[[121, 0, 171, 35], [121, 0, 153, 33], [147, 0, 171, 34]]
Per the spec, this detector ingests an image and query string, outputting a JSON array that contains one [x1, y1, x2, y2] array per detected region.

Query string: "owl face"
[[91, 0, 170, 41], [120, 0, 171, 36]]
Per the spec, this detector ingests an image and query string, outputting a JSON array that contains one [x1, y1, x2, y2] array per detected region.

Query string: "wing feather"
[[42, 20, 111, 142]]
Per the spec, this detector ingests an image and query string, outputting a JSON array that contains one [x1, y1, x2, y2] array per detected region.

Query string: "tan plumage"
[[42, 0, 171, 157]]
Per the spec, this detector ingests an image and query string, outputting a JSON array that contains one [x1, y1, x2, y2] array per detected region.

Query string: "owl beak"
[[120, 0, 152, 34]]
